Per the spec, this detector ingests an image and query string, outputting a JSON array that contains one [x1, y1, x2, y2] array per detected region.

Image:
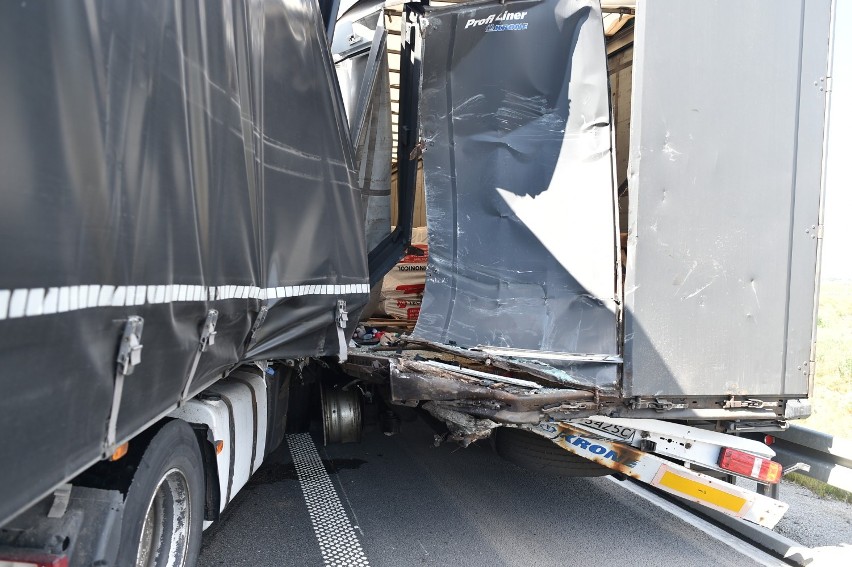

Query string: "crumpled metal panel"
[[413, 0, 619, 365], [624, 0, 831, 397], [333, 1, 393, 254], [0, 0, 367, 525]]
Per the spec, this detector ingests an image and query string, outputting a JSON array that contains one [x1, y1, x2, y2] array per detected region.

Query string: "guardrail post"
[[756, 482, 780, 499]]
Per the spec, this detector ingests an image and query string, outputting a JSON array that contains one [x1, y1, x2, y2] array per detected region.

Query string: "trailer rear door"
[[624, 0, 833, 398]]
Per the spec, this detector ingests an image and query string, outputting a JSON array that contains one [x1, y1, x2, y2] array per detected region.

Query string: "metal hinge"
[[541, 401, 593, 414], [199, 309, 218, 352], [106, 316, 144, 451], [629, 397, 687, 412], [648, 399, 677, 411], [723, 397, 779, 410], [336, 300, 349, 363], [246, 305, 269, 349], [180, 310, 219, 404], [409, 138, 426, 160], [116, 316, 144, 376], [336, 300, 349, 329]]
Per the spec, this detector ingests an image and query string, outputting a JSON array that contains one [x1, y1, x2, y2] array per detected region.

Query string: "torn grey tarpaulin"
[[413, 0, 620, 390]]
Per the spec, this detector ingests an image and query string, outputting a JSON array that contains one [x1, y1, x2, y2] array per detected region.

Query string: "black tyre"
[[117, 420, 205, 567], [286, 378, 316, 433], [495, 427, 611, 477]]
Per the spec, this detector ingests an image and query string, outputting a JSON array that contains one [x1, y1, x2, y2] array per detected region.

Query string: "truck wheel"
[[495, 427, 611, 477], [286, 378, 316, 433], [117, 420, 204, 567], [321, 385, 362, 444]]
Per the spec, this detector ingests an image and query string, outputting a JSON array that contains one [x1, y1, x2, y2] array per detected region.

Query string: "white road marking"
[[288, 433, 370, 567]]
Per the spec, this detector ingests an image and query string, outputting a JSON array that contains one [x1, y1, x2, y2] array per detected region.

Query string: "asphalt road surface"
[[198, 416, 772, 567]]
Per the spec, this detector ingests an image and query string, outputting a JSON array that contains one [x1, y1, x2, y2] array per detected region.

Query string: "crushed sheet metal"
[[475, 346, 623, 364], [533, 423, 788, 529], [421, 360, 543, 389], [413, 0, 620, 388], [422, 402, 499, 446], [389, 358, 596, 409], [401, 338, 617, 393]]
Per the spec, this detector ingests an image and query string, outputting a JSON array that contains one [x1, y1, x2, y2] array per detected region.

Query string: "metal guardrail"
[[751, 425, 852, 496], [664, 489, 831, 567], [627, 426, 852, 566]]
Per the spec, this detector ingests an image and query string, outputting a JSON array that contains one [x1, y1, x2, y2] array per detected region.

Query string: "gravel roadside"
[[740, 477, 852, 552], [774, 480, 852, 549]]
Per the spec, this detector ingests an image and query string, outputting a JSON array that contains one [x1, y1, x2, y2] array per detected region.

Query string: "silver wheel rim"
[[321, 386, 362, 444], [136, 468, 191, 567]]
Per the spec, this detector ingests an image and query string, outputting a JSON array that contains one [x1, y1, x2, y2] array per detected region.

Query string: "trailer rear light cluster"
[[0, 551, 68, 567], [718, 447, 783, 483]]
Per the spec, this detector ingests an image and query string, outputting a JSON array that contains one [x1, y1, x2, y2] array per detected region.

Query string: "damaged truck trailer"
[[0, 0, 835, 564], [341, 0, 834, 532]]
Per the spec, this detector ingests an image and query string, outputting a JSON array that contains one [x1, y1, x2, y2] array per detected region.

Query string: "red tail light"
[[718, 447, 783, 484], [0, 552, 68, 567]]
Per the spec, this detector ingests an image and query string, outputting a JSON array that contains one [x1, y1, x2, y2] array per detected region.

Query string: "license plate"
[[577, 419, 636, 441]]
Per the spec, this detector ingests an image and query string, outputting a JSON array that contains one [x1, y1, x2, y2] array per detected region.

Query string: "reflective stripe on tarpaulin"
[[0, 284, 370, 320]]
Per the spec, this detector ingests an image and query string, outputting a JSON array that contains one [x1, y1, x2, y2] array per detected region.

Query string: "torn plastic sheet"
[[413, 0, 620, 389]]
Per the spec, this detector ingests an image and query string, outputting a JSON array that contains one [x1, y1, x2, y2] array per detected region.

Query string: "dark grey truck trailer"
[[0, 0, 835, 565]]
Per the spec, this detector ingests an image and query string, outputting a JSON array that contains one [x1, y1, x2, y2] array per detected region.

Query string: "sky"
[[822, 0, 851, 280]]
